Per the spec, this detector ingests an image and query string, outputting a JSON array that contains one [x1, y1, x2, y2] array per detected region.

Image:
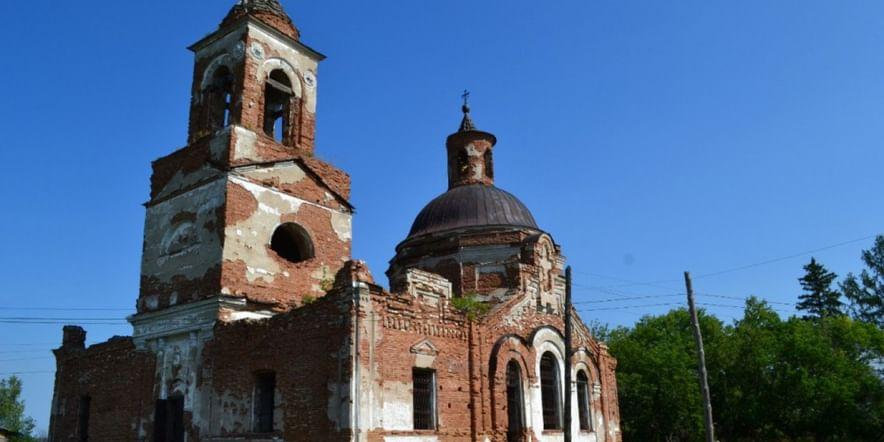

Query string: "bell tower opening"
[[205, 66, 234, 132], [263, 69, 296, 145]]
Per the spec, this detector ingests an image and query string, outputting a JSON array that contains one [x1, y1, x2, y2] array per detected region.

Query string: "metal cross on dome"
[[461, 90, 471, 108]]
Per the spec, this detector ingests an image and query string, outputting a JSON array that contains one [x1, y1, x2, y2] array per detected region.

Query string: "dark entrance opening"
[[154, 396, 184, 442]]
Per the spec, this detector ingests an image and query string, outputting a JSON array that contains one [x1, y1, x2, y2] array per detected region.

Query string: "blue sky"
[[1, 0, 882, 432]]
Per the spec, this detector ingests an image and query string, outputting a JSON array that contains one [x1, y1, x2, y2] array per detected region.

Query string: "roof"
[[407, 184, 539, 239], [221, 0, 300, 40]]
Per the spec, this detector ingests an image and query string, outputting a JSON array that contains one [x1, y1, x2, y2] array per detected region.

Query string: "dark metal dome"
[[407, 184, 539, 239]]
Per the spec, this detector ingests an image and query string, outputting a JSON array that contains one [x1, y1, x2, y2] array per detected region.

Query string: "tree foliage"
[[0, 376, 36, 441], [842, 235, 884, 328], [607, 299, 884, 441], [796, 257, 842, 319]]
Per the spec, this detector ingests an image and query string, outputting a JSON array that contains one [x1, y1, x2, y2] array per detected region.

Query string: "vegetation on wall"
[[452, 292, 491, 320]]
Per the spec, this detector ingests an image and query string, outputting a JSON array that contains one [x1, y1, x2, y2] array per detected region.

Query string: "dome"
[[407, 184, 540, 239]]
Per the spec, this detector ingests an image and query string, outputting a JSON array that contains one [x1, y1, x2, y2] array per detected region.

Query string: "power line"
[[0, 307, 132, 312], [0, 357, 51, 363], [578, 303, 683, 312], [573, 294, 683, 304], [693, 234, 877, 279], [0, 371, 54, 376], [573, 233, 878, 289]]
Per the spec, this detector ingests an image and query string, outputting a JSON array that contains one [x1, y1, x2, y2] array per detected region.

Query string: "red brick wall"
[[202, 291, 354, 440], [49, 337, 157, 441]]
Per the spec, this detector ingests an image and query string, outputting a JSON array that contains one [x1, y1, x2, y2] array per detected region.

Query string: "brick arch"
[[199, 53, 235, 95], [257, 58, 303, 99], [488, 334, 533, 438], [571, 349, 605, 435]]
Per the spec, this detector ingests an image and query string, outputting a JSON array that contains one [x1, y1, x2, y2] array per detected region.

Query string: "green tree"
[[606, 308, 726, 442], [796, 257, 842, 319], [0, 376, 36, 441], [607, 298, 884, 441], [842, 235, 884, 328]]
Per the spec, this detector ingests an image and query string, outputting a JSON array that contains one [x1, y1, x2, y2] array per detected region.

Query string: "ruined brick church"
[[49, 1, 621, 441]]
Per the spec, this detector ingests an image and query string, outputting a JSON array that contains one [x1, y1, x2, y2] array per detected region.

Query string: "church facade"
[[48, 1, 621, 441]]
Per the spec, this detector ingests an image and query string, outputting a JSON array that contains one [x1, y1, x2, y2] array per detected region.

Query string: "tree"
[[607, 298, 884, 441], [606, 309, 726, 442], [0, 376, 36, 441], [842, 235, 884, 328], [796, 257, 842, 319]]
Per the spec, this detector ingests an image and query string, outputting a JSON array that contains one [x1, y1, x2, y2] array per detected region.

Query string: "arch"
[[572, 349, 605, 435], [270, 222, 314, 263], [576, 369, 592, 431], [200, 54, 234, 94], [256, 58, 303, 98], [204, 65, 234, 132], [539, 352, 563, 430], [488, 335, 532, 437]]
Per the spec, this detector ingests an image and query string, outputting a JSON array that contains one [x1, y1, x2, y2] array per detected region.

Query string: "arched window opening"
[[206, 66, 234, 131], [540, 352, 563, 430], [505, 361, 524, 441], [270, 223, 314, 263], [577, 370, 592, 431], [484, 149, 494, 179], [457, 149, 469, 174], [263, 70, 295, 144]]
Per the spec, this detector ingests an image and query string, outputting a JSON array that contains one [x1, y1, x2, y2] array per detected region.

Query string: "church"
[[48, 1, 622, 441]]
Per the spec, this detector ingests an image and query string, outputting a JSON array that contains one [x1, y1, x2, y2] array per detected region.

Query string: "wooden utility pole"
[[563, 266, 573, 442], [684, 271, 715, 442]]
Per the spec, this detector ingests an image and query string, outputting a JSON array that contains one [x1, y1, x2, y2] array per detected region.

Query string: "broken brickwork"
[[50, 1, 621, 441]]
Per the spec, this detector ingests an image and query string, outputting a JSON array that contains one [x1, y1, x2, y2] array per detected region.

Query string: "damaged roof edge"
[[188, 16, 326, 61]]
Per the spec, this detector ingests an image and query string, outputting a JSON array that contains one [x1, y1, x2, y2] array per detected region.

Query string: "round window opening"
[[270, 223, 314, 263]]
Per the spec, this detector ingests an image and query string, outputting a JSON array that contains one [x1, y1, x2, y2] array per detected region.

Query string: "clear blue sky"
[[1, 0, 882, 433]]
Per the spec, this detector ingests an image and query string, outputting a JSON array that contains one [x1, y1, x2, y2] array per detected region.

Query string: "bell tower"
[[132, 0, 353, 341]]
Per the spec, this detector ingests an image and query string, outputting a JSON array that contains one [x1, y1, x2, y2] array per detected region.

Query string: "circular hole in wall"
[[270, 223, 314, 263]]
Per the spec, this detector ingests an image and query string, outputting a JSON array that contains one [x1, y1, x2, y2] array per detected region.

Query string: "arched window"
[[505, 361, 524, 441], [205, 66, 234, 131], [457, 149, 469, 174], [270, 223, 314, 263], [263, 69, 295, 144], [539, 352, 563, 430], [576, 370, 592, 431], [483, 149, 494, 179]]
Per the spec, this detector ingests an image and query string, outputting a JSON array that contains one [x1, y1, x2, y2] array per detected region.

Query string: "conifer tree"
[[841, 235, 884, 328], [796, 257, 842, 319]]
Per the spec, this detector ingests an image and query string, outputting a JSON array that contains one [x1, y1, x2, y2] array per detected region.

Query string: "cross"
[[461, 89, 471, 107]]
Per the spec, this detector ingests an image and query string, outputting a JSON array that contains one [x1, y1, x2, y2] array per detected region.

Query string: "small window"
[[577, 370, 592, 431], [483, 149, 494, 179], [540, 352, 563, 430], [413, 368, 436, 430], [206, 66, 234, 131], [270, 223, 314, 263], [78, 395, 91, 442], [263, 70, 295, 144], [457, 149, 469, 174], [254, 372, 276, 433]]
